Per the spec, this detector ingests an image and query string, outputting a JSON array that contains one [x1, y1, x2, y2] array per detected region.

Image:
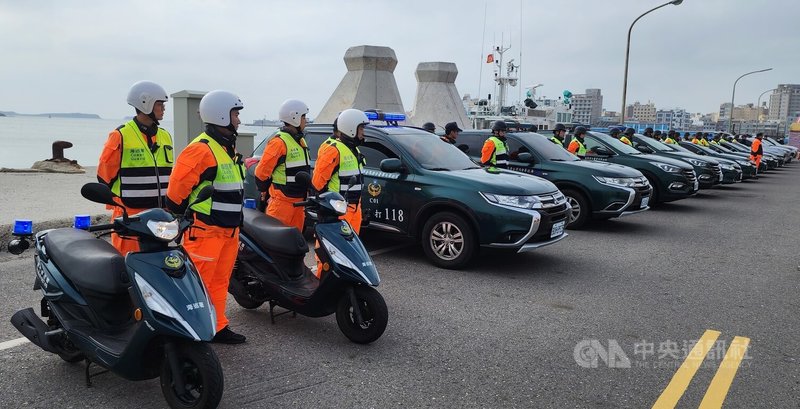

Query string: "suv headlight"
[[650, 162, 681, 173], [735, 160, 750, 167], [481, 193, 543, 209], [593, 176, 638, 187], [147, 219, 180, 241], [682, 158, 708, 167], [719, 163, 734, 171]]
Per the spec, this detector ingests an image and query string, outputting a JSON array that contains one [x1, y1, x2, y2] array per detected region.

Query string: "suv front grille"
[[536, 191, 568, 214], [681, 169, 697, 183]]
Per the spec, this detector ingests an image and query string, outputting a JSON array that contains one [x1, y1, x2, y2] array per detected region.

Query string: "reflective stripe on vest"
[[112, 120, 173, 208], [270, 131, 310, 198], [488, 136, 509, 167], [324, 138, 364, 204], [187, 134, 244, 228]]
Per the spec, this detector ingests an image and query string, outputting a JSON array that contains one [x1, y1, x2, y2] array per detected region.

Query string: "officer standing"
[[643, 127, 654, 138], [254, 99, 312, 232], [567, 126, 588, 157], [619, 128, 635, 146], [166, 90, 246, 344], [481, 121, 510, 168], [711, 134, 722, 145], [750, 132, 764, 179], [550, 123, 567, 146], [653, 130, 663, 141], [663, 130, 678, 144], [422, 122, 436, 133], [441, 122, 462, 144], [97, 81, 173, 255]]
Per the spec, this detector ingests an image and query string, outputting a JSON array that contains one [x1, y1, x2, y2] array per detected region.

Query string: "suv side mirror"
[[636, 145, 655, 154], [591, 146, 614, 156], [517, 152, 534, 163], [457, 144, 470, 153], [380, 158, 405, 173]]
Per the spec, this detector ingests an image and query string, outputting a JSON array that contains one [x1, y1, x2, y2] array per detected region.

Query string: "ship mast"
[[492, 44, 519, 116]]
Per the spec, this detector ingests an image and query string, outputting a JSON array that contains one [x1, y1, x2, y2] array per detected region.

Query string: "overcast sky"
[[1, 0, 797, 122]]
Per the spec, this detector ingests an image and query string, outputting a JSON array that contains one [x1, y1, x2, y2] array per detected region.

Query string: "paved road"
[[0, 166, 798, 408]]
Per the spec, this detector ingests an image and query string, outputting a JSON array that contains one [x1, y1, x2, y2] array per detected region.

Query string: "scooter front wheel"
[[335, 286, 388, 344], [160, 342, 224, 409]]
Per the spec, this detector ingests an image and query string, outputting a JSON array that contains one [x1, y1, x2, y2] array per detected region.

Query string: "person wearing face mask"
[[97, 80, 173, 256], [254, 99, 312, 232], [481, 121, 510, 168], [550, 123, 567, 146], [567, 126, 588, 157], [166, 90, 247, 344]]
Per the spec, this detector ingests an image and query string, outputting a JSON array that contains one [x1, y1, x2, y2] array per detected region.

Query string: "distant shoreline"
[[0, 111, 101, 119]]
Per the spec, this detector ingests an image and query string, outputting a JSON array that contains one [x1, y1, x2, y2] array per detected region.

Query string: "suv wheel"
[[561, 188, 589, 229], [421, 212, 476, 269]]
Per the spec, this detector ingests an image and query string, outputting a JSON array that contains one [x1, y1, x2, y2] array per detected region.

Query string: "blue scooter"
[[9, 183, 224, 409], [228, 172, 388, 344]]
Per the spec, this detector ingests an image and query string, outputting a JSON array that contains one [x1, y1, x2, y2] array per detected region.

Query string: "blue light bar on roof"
[[364, 111, 406, 122], [13, 219, 32, 236]]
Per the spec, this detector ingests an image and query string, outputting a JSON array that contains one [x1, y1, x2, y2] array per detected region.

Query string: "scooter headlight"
[[147, 220, 180, 241], [134, 274, 201, 341], [329, 198, 348, 215]]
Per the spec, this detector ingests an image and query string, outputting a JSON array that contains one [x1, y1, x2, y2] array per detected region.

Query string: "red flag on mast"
[[486, 53, 494, 63]]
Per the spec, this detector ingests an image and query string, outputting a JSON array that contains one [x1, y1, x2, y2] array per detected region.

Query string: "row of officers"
[[97, 81, 370, 345]]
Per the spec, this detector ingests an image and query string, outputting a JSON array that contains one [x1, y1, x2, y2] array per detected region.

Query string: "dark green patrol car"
[[244, 121, 571, 269], [457, 130, 652, 229], [580, 132, 699, 204]]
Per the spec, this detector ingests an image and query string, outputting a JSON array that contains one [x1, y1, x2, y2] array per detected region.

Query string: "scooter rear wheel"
[[160, 342, 224, 409], [335, 286, 388, 344]]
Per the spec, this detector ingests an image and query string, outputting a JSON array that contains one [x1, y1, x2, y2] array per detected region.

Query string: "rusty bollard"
[[49, 141, 75, 162]]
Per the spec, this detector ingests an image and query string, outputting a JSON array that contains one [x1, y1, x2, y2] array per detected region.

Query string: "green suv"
[[245, 123, 571, 269], [458, 130, 652, 229], [581, 132, 699, 204]]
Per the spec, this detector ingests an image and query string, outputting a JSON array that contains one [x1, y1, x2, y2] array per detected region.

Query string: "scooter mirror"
[[295, 171, 312, 188], [81, 183, 118, 206]]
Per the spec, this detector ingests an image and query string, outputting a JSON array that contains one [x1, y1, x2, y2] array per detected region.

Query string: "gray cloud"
[[0, 0, 796, 121]]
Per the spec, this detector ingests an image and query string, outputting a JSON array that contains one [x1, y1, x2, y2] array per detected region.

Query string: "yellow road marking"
[[698, 336, 751, 409], [652, 329, 721, 409]]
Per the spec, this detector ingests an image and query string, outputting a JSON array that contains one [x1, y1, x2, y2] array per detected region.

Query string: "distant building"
[[625, 101, 656, 123], [572, 88, 603, 125], [768, 84, 800, 124]]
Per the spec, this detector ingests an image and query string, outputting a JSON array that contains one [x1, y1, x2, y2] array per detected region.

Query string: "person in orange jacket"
[[97, 81, 172, 256], [166, 90, 247, 344], [311, 109, 370, 277], [750, 132, 764, 179], [481, 121, 510, 168], [254, 99, 311, 232]]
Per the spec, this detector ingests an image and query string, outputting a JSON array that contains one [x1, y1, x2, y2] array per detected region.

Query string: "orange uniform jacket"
[[567, 140, 582, 154], [254, 136, 307, 201], [480, 140, 496, 165], [165, 142, 224, 218]]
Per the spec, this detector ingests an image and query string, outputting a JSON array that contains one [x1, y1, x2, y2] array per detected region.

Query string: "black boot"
[[212, 326, 246, 344]]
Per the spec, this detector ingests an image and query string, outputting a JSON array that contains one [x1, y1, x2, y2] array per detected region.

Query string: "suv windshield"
[[513, 132, 579, 161], [635, 135, 678, 152], [588, 132, 641, 154], [392, 132, 479, 170]]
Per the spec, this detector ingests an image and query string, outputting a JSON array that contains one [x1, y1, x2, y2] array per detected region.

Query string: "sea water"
[[0, 116, 277, 169]]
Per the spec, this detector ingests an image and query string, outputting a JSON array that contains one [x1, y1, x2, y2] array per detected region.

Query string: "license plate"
[[640, 196, 649, 208], [551, 221, 565, 238]]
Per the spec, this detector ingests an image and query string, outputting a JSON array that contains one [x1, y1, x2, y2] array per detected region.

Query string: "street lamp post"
[[620, 0, 684, 125], [756, 88, 775, 123], [729, 68, 773, 133]]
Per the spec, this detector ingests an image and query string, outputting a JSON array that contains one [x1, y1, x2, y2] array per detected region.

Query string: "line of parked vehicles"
[[6, 111, 796, 408]]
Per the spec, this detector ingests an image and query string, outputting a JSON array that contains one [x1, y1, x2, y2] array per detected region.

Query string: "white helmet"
[[337, 109, 369, 140], [278, 99, 309, 127], [127, 81, 168, 114], [199, 90, 243, 126]]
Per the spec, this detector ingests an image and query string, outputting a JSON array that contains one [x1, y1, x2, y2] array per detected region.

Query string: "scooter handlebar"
[[88, 223, 115, 232], [292, 201, 309, 208]]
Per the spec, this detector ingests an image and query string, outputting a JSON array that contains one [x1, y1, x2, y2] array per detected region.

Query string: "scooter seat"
[[242, 208, 308, 256], [44, 228, 129, 295]]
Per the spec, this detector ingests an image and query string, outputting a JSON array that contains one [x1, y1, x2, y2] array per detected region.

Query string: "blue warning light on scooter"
[[73, 215, 91, 230], [243, 198, 257, 209], [13, 219, 32, 236]]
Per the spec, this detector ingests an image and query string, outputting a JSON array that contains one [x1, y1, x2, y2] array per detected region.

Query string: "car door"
[[359, 136, 416, 235]]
